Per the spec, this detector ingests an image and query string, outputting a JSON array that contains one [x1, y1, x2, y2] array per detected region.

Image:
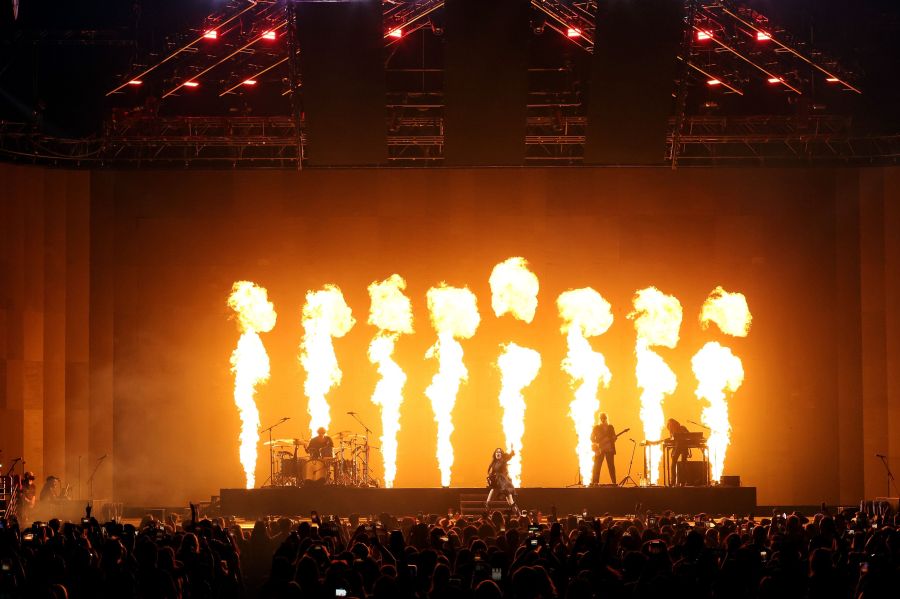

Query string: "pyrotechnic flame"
[[489, 257, 539, 323], [496, 343, 541, 487], [367, 274, 414, 488], [300, 285, 356, 435], [424, 284, 480, 487], [694, 287, 751, 481], [490, 257, 541, 487], [628, 287, 682, 485], [557, 288, 613, 485], [227, 281, 277, 489], [692, 341, 744, 481], [700, 286, 752, 337]]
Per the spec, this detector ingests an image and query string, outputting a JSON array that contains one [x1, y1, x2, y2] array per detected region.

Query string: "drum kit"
[[264, 431, 379, 488]]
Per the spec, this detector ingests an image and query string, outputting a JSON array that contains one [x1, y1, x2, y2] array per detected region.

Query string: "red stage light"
[[203, 30, 218, 40], [243, 79, 257, 86], [707, 79, 722, 86], [567, 27, 581, 38], [127, 79, 143, 86], [826, 77, 840, 83], [697, 30, 713, 41], [767, 77, 782, 84], [756, 31, 771, 41], [388, 28, 403, 38], [262, 30, 276, 40], [183, 81, 200, 88]]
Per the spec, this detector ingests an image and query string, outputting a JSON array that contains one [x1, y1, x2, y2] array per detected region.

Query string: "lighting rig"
[[1, 0, 895, 167]]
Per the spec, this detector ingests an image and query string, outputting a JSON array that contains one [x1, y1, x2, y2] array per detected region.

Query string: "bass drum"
[[304, 458, 331, 483]]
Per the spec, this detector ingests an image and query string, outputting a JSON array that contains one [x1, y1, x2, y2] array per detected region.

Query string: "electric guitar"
[[592, 428, 630, 454]]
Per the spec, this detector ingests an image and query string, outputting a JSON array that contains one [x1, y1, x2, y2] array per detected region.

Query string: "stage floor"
[[220, 485, 756, 518]]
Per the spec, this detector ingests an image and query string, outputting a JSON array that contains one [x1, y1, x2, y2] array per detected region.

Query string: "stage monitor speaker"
[[443, 0, 528, 165], [720, 475, 741, 487], [584, 0, 683, 164], [296, 0, 386, 165], [677, 462, 708, 487]]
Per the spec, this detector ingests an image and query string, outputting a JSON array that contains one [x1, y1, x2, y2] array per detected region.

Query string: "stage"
[[220, 485, 757, 518]]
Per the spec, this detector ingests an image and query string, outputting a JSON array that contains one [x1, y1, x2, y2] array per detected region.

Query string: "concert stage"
[[220, 486, 757, 518]]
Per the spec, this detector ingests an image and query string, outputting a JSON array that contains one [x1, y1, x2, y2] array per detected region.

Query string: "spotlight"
[[706, 79, 721, 86], [262, 30, 276, 40], [127, 79, 143, 86], [388, 28, 403, 38], [203, 30, 218, 40], [825, 77, 840, 83], [183, 81, 200, 88], [696, 30, 713, 41], [756, 31, 771, 41], [567, 27, 581, 38], [767, 77, 782, 84], [243, 79, 257, 86]]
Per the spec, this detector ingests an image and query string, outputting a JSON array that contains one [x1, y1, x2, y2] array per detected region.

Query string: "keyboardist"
[[666, 418, 690, 486]]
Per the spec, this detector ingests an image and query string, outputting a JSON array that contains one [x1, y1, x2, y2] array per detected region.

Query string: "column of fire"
[[490, 257, 542, 487], [693, 286, 751, 482], [227, 281, 277, 489], [557, 288, 614, 485], [628, 287, 682, 485], [367, 274, 414, 489], [300, 285, 355, 435], [424, 284, 481, 487]]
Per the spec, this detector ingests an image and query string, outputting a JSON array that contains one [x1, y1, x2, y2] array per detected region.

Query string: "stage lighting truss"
[[40, 0, 866, 167]]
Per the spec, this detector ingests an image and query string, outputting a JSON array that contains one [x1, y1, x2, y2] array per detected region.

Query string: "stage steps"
[[459, 493, 513, 516]]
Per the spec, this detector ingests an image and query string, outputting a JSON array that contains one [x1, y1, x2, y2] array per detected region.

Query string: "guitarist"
[[591, 413, 617, 486]]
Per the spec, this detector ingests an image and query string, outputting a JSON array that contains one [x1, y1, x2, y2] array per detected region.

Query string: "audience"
[[2, 502, 899, 598]]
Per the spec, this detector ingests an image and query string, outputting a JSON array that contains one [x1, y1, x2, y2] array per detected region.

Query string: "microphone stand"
[[259, 417, 289, 488], [619, 439, 639, 487], [87, 455, 106, 501], [348, 412, 375, 487], [876, 455, 897, 498]]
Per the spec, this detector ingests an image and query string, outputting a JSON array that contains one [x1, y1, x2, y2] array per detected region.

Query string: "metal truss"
[[667, 115, 900, 165], [3, 114, 897, 168], [4, 1, 891, 168]]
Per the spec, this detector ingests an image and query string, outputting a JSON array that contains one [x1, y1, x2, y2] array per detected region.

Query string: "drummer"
[[305, 427, 334, 460]]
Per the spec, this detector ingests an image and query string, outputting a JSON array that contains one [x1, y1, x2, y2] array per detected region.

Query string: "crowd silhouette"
[[1, 502, 898, 598]]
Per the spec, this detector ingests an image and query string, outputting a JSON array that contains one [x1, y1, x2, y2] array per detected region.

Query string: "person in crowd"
[[2, 498, 899, 599]]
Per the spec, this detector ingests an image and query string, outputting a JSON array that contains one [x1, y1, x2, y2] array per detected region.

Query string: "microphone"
[[347, 411, 357, 415], [876, 454, 887, 458], [97, 454, 107, 461], [629, 438, 636, 443], [688, 420, 710, 430], [281, 417, 290, 422]]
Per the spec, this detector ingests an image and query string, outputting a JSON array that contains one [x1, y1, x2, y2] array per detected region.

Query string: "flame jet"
[[227, 281, 277, 489], [424, 284, 480, 487], [367, 274, 414, 489], [490, 257, 541, 486], [628, 287, 682, 485], [300, 285, 356, 435], [557, 288, 614, 485], [695, 286, 751, 482], [496, 343, 541, 486]]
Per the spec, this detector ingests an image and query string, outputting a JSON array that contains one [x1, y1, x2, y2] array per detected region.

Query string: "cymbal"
[[333, 431, 353, 438], [264, 438, 296, 446]]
